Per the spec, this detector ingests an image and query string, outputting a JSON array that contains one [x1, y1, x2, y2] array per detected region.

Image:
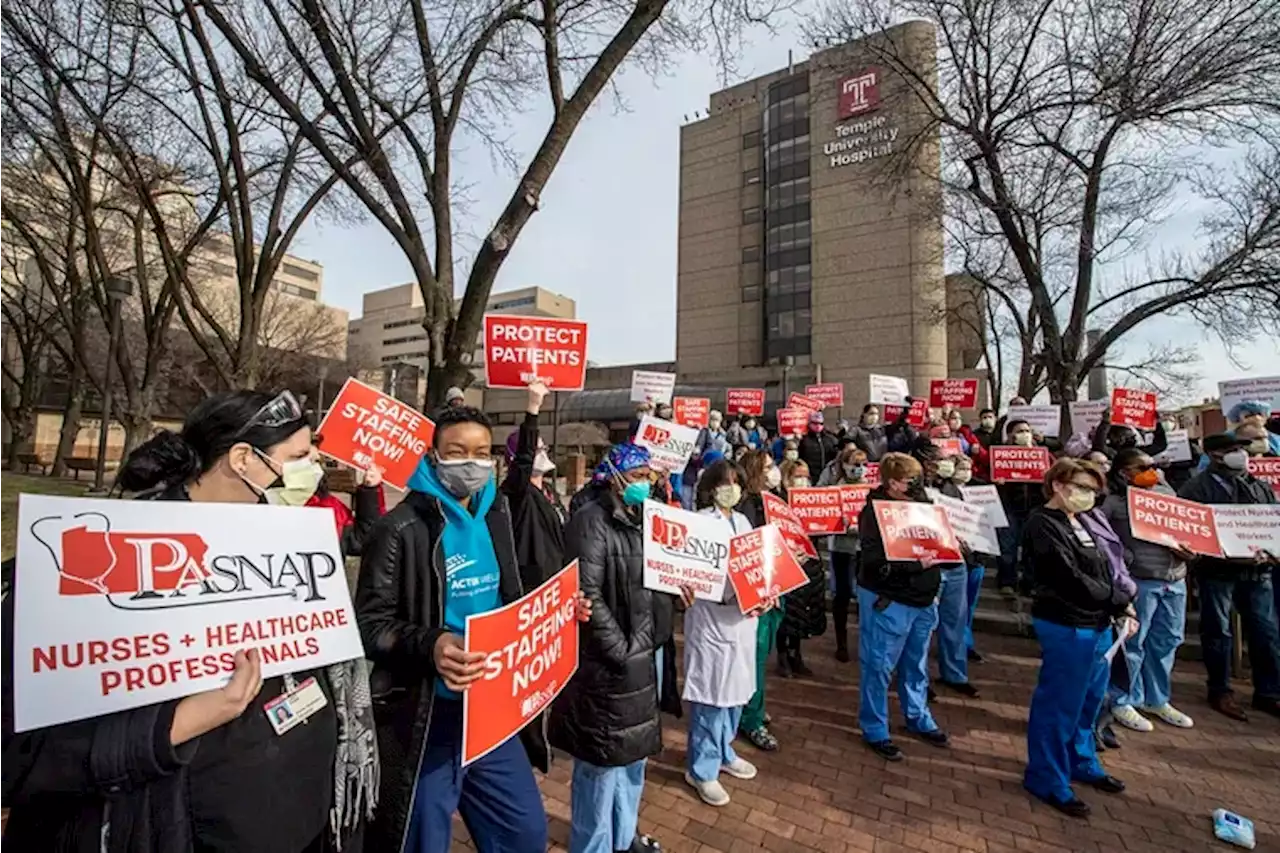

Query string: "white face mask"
[[980, 416, 996, 429], [863, 413, 880, 426], [784, 450, 799, 462], [936, 460, 955, 479], [1221, 449, 1249, 471], [1161, 420, 1176, 433], [1012, 432, 1033, 447], [947, 420, 961, 432], [246, 449, 324, 506], [792, 477, 811, 488], [714, 483, 742, 508], [953, 469, 972, 485], [533, 449, 556, 474], [709, 417, 723, 430], [764, 467, 782, 490], [1062, 485, 1096, 513]]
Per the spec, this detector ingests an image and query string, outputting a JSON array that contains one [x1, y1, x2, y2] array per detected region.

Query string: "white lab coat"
[[682, 507, 758, 707]]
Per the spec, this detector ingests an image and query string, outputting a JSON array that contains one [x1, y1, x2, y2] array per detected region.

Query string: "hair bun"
[[117, 430, 202, 492]]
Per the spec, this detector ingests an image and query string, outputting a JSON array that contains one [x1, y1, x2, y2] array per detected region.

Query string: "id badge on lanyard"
[[264, 674, 327, 736]]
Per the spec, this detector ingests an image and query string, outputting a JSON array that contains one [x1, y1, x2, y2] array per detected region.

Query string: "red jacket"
[[306, 485, 386, 555], [958, 425, 991, 481]]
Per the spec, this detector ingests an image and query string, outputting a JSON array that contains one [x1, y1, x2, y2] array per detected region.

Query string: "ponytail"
[[117, 430, 201, 493]]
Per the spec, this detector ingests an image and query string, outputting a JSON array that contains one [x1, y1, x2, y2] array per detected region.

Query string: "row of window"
[[768, 178, 811, 213], [767, 199, 810, 226], [280, 261, 319, 283], [489, 295, 536, 311], [384, 334, 426, 346], [766, 159, 811, 187], [767, 337, 813, 359], [764, 120, 809, 147], [766, 98, 809, 130], [767, 263, 812, 288], [277, 282, 317, 301], [765, 245, 812, 271], [767, 221, 811, 254], [767, 285, 811, 311], [381, 352, 427, 363], [383, 318, 418, 330], [767, 73, 809, 103]]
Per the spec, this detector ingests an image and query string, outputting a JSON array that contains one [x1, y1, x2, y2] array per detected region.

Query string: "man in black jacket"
[[1178, 433, 1280, 722], [502, 380, 566, 591], [798, 410, 839, 479]]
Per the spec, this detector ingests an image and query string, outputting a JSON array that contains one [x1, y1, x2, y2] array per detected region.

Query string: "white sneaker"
[[1112, 704, 1154, 732], [685, 771, 731, 806], [721, 757, 757, 780], [1144, 703, 1194, 729]]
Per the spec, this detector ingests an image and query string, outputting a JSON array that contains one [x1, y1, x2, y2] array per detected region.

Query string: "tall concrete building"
[[676, 21, 954, 409]]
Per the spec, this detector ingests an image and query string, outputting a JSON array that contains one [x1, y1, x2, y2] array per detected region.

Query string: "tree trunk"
[[5, 410, 36, 471], [426, 362, 475, 409], [120, 414, 152, 463], [52, 359, 87, 477]]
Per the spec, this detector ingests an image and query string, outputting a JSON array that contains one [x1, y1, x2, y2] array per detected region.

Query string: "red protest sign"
[[932, 437, 963, 457], [673, 397, 711, 429], [989, 446, 1053, 484], [1111, 387, 1157, 430], [762, 491, 818, 559], [906, 399, 930, 428], [316, 378, 435, 489], [873, 500, 963, 563], [787, 487, 846, 534], [1248, 457, 1280, 497], [463, 561, 580, 766], [864, 462, 881, 487], [787, 392, 824, 413], [726, 388, 765, 416], [1127, 490, 1222, 557], [483, 314, 588, 390], [776, 407, 808, 437], [839, 484, 872, 528], [883, 404, 903, 421], [804, 383, 845, 409], [727, 525, 809, 614], [930, 379, 978, 409]]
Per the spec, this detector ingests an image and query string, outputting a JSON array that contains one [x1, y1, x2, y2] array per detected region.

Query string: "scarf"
[[325, 659, 379, 849]]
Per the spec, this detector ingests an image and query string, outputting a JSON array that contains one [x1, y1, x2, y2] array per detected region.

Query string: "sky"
[[289, 18, 1278, 408]]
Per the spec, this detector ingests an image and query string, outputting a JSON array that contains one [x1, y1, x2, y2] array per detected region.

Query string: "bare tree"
[[810, 0, 1280, 405], [0, 246, 57, 469]]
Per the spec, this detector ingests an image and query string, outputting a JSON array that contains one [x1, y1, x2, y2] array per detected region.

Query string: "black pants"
[[831, 550, 856, 639]]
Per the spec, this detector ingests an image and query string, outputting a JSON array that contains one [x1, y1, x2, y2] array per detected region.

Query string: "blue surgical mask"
[[622, 480, 650, 506]]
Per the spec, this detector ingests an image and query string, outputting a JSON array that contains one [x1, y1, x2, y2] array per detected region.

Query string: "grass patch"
[[2, 474, 91, 561]]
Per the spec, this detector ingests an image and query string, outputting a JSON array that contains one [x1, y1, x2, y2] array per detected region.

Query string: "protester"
[[686, 409, 731, 507], [726, 415, 767, 451], [628, 402, 654, 439], [995, 419, 1049, 597], [970, 408, 999, 450], [817, 445, 868, 662], [950, 455, 991, 662], [1178, 433, 1280, 721], [1022, 458, 1134, 819], [355, 405, 586, 853], [855, 452, 949, 761], [502, 380, 567, 591], [942, 409, 972, 455], [3, 390, 375, 853], [776, 459, 827, 678], [1237, 422, 1277, 458], [886, 397, 924, 453], [849, 403, 889, 460], [445, 386, 466, 409], [1229, 401, 1280, 456], [1091, 408, 1168, 460], [1101, 449, 1194, 732], [306, 440, 386, 556], [550, 443, 665, 853], [798, 411, 839, 479], [683, 460, 771, 806]]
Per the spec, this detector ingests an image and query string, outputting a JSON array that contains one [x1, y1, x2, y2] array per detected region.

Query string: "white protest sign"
[[1219, 376, 1280, 417], [630, 370, 677, 405], [931, 491, 1000, 555], [1069, 400, 1108, 438], [642, 501, 729, 601], [1211, 504, 1280, 560], [1155, 429, 1193, 465], [959, 484, 1010, 528], [869, 374, 910, 406], [1006, 404, 1061, 438], [13, 495, 364, 732], [634, 415, 700, 473]]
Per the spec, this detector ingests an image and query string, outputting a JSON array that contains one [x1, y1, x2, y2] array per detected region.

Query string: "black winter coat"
[[501, 411, 567, 590], [771, 488, 826, 640], [1023, 507, 1132, 628], [549, 496, 663, 767], [1179, 465, 1279, 582], [798, 430, 839, 481], [856, 486, 941, 608], [354, 491, 545, 853]]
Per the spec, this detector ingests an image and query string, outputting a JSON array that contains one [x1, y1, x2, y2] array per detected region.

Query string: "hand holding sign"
[[170, 648, 264, 746], [435, 633, 487, 692]]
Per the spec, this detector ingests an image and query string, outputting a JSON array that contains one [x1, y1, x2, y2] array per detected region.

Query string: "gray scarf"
[[325, 658, 379, 849]]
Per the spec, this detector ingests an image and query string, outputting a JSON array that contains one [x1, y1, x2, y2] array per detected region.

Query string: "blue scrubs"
[[856, 587, 939, 743]]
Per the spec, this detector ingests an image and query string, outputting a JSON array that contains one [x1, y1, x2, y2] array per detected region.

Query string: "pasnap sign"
[[463, 561, 579, 766], [1248, 457, 1280, 497], [839, 484, 872, 528], [930, 379, 978, 409], [1111, 387, 1158, 430], [641, 501, 730, 601], [483, 314, 588, 391], [13, 495, 363, 732], [634, 416, 699, 473], [725, 388, 765, 416], [316, 378, 435, 490], [762, 492, 818, 560], [837, 68, 881, 119], [787, 487, 846, 535], [990, 446, 1053, 483], [776, 408, 808, 437], [1127, 489, 1222, 557], [805, 383, 845, 409], [787, 392, 824, 413], [727, 525, 809, 614], [673, 397, 711, 429], [873, 500, 963, 563]]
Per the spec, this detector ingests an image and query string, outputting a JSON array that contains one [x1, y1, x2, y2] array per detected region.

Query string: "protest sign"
[[673, 397, 711, 429], [872, 500, 963, 563], [787, 487, 846, 535], [1219, 376, 1280, 417], [1127, 489, 1222, 557], [932, 437, 963, 457], [930, 379, 978, 409], [1213, 505, 1280, 560], [642, 501, 730, 600], [869, 374, 910, 406], [726, 525, 809, 614], [864, 462, 881, 487], [13, 495, 364, 732], [959, 484, 1010, 528], [1248, 457, 1280, 497], [726, 388, 765, 416], [1111, 388, 1158, 430], [463, 561, 579, 766], [634, 416, 699, 473], [483, 315, 588, 390], [316, 378, 435, 489], [762, 491, 819, 559], [990, 446, 1053, 483], [904, 398, 930, 428], [1069, 400, 1108, 437], [776, 407, 808, 437], [787, 392, 824, 413], [805, 383, 845, 408], [630, 370, 677, 405], [931, 492, 999, 555], [1155, 429, 1193, 465], [1006, 405, 1061, 437], [839, 484, 872, 528]]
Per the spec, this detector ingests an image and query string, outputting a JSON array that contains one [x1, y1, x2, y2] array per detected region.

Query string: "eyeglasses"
[[236, 390, 303, 438]]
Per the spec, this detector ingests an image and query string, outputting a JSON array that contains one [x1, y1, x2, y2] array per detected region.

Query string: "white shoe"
[[1111, 704, 1154, 732], [685, 771, 731, 806], [1143, 703, 1194, 728], [721, 757, 757, 780]]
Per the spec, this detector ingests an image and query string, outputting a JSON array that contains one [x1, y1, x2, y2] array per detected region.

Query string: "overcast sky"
[[291, 20, 1277, 407]]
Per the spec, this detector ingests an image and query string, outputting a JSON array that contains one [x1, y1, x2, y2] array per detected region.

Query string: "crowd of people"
[[2, 382, 1278, 852]]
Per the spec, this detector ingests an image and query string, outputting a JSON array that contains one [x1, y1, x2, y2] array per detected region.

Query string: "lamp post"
[[92, 275, 134, 493]]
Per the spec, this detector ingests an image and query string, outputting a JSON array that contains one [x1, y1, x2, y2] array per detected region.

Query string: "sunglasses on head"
[[235, 390, 303, 439]]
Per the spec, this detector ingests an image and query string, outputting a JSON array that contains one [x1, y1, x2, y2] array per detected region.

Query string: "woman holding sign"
[[775, 460, 827, 679], [817, 446, 870, 663]]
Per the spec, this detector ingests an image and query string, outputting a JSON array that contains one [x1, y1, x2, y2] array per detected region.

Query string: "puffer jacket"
[[777, 555, 827, 641], [1101, 483, 1188, 583], [549, 495, 664, 767]]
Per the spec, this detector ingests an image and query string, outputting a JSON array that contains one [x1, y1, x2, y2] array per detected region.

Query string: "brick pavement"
[[454, 629, 1280, 853]]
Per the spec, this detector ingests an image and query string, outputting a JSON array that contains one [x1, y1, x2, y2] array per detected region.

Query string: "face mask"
[[246, 449, 323, 506], [657, 409, 673, 421], [1063, 486, 1096, 513], [863, 414, 880, 426], [792, 477, 811, 488], [784, 450, 799, 462], [714, 484, 742, 508], [936, 460, 955, 479], [1130, 469, 1159, 488], [980, 416, 996, 429], [435, 458, 494, 499], [953, 469, 972, 485], [764, 467, 782, 489], [709, 417, 723, 430], [744, 420, 756, 430], [533, 450, 556, 474], [1161, 420, 1176, 433], [947, 420, 961, 431], [845, 463, 865, 480], [1221, 449, 1249, 471], [1013, 432, 1033, 447], [621, 479, 650, 507]]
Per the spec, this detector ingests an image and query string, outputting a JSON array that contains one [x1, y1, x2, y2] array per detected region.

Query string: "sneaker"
[[912, 728, 950, 748], [864, 739, 904, 762], [1111, 705, 1154, 732], [619, 834, 662, 853], [741, 726, 779, 751], [721, 757, 757, 779], [1144, 703, 1194, 729], [684, 772, 730, 806], [1210, 694, 1248, 722]]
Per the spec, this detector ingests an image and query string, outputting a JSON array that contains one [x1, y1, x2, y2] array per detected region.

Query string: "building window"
[[742, 130, 760, 149], [383, 318, 418, 330], [384, 334, 426, 346], [281, 261, 319, 283], [489, 295, 536, 312], [742, 246, 760, 263], [741, 206, 761, 225], [274, 281, 318, 301], [743, 168, 761, 185]]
